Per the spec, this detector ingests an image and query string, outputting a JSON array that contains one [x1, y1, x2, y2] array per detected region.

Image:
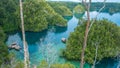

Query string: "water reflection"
[[64, 16, 73, 20], [95, 58, 118, 68], [74, 12, 84, 19], [83, 11, 120, 26], [48, 26, 67, 34], [24, 30, 48, 44]]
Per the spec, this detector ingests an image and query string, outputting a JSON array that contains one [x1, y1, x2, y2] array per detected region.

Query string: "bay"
[[6, 11, 120, 68]]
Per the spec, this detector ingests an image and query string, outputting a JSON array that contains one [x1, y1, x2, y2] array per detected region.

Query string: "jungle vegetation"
[[1, 0, 120, 67], [63, 19, 120, 64], [0, 0, 69, 32], [73, 5, 85, 14], [0, 27, 8, 65]]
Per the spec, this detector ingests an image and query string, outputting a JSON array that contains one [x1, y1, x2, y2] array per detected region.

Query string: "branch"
[[92, 42, 99, 68], [92, 37, 102, 68], [80, 0, 91, 68], [88, 0, 106, 33], [82, 0, 88, 10]]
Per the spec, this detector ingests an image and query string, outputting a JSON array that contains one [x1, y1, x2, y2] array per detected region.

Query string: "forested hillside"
[[0, 0, 70, 32], [64, 19, 120, 64], [0, 27, 8, 64], [1, 0, 120, 68], [0, 0, 19, 32]]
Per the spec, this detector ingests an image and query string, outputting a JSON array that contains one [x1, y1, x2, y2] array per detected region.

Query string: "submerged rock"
[[8, 42, 21, 51], [61, 38, 66, 43]]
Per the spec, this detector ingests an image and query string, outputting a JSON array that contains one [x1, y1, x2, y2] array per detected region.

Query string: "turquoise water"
[[6, 11, 120, 68]]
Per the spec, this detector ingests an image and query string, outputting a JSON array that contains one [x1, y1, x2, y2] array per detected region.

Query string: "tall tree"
[[80, 0, 91, 68], [19, 0, 29, 68], [80, 0, 106, 68]]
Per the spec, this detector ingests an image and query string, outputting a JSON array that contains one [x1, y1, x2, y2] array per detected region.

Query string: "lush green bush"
[[0, 27, 6, 41], [37, 60, 75, 68], [73, 5, 85, 14], [50, 63, 75, 68], [0, 0, 67, 32], [50, 5, 73, 16], [21, 0, 49, 32], [73, 5, 85, 19], [48, 1, 79, 12], [0, 27, 8, 65], [37, 60, 48, 68], [16, 0, 67, 32], [64, 19, 120, 64], [0, 41, 8, 64], [0, 59, 24, 68], [0, 0, 19, 32]]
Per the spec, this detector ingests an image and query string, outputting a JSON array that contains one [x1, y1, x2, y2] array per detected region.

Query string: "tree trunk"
[[80, 0, 91, 68], [80, 0, 106, 68], [19, 0, 29, 68], [80, 9, 90, 68], [92, 42, 99, 68]]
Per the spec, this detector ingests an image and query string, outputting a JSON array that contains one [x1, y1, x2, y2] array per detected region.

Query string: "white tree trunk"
[[92, 42, 99, 68], [88, 0, 106, 32], [19, 0, 29, 68]]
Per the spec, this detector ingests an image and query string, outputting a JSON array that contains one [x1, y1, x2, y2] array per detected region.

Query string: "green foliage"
[[73, 5, 85, 14], [0, 59, 24, 68], [0, 27, 6, 41], [37, 60, 49, 68], [0, 0, 20, 32], [43, 1, 67, 26], [21, 0, 48, 32], [48, 1, 79, 11], [0, 27, 8, 65], [47, 13, 67, 26], [73, 5, 85, 19], [0, 41, 8, 64], [0, 27, 16, 66], [16, 0, 67, 32], [37, 60, 75, 68], [14, 61, 24, 68], [49, 4, 72, 16], [90, 3, 120, 15], [64, 19, 120, 64], [74, 13, 84, 19], [0, 0, 67, 32], [48, 2, 120, 15], [50, 63, 75, 68]]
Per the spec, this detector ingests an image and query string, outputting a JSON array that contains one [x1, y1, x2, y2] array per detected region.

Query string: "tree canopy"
[[37, 60, 75, 68], [0, 0, 19, 32], [64, 19, 120, 64], [49, 4, 73, 16], [0, 27, 8, 65], [16, 0, 68, 32], [73, 5, 85, 14], [0, 0, 68, 32]]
